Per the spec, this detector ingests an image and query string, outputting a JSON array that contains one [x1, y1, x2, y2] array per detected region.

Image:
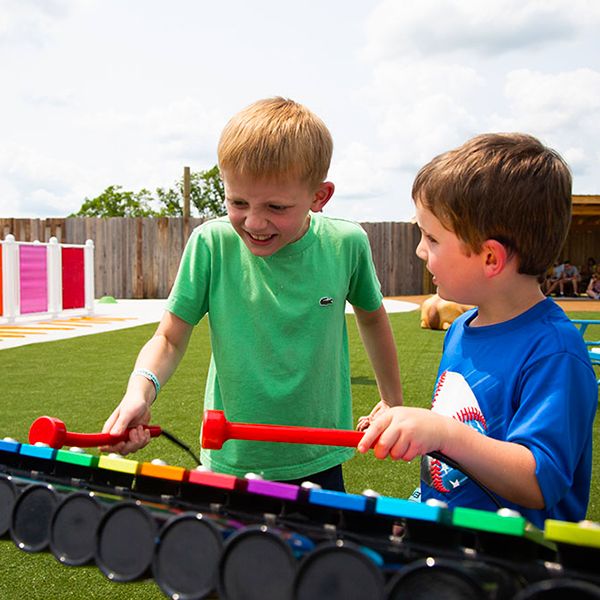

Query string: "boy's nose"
[[415, 239, 427, 261], [244, 211, 268, 230]]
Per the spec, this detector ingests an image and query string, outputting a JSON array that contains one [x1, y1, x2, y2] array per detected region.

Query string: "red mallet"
[[201, 409, 367, 450], [28, 416, 162, 449]]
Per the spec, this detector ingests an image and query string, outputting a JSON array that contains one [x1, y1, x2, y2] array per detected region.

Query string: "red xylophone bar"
[[28, 416, 162, 449]]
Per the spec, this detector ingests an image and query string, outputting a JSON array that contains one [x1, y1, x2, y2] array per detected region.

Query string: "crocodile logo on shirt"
[[319, 297, 334, 306]]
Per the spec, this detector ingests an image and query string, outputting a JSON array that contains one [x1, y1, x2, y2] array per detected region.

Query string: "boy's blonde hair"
[[217, 97, 333, 189], [412, 133, 572, 276]]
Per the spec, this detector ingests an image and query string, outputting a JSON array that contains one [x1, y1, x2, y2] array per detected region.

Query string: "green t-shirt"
[[166, 214, 383, 480]]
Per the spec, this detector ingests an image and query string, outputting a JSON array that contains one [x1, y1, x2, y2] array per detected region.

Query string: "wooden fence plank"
[[2, 217, 598, 298]]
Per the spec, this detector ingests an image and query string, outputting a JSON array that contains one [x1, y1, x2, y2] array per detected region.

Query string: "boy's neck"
[[470, 276, 546, 327]]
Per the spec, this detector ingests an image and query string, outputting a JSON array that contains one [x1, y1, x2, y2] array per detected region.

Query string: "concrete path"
[[0, 298, 419, 350]]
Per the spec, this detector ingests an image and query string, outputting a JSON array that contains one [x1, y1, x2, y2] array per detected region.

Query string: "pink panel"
[[19, 245, 48, 314]]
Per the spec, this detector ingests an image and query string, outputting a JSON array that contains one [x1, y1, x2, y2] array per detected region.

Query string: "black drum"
[[513, 578, 600, 599], [50, 491, 104, 566], [0, 475, 18, 537], [386, 556, 521, 600], [293, 540, 385, 600], [10, 483, 60, 552], [153, 512, 224, 600], [218, 525, 298, 600], [95, 501, 158, 582]]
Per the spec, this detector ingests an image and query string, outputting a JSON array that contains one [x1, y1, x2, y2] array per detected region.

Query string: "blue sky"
[[1, 0, 599, 222]]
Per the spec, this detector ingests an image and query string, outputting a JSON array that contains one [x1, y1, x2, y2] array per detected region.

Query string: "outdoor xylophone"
[[0, 413, 598, 599]]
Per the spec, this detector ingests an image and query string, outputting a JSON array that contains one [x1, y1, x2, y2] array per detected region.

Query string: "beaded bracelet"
[[131, 367, 161, 401]]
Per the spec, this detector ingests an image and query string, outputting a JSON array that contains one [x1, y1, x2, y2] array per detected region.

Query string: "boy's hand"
[[101, 392, 152, 455], [356, 400, 391, 432], [357, 406, 449, 461]]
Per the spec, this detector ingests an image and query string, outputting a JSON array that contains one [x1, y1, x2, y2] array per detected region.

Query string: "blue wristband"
[[131, 368, 161, 400]]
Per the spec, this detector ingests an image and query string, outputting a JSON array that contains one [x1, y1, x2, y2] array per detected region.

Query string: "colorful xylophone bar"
[[1, 438, 600, 600]]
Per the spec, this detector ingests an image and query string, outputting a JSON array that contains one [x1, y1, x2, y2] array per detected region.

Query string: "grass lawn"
[[0, 309, 598, 599]]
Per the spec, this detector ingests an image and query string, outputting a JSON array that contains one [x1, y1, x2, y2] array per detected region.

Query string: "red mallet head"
[[201, 410, 228, 449], [29, 416, 67, 448]]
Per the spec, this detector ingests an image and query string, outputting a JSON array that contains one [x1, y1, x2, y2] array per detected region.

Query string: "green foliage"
[[69, 166, 226, 219], [68, 185, 157, 217]]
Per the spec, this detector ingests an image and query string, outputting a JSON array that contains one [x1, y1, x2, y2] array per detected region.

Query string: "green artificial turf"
[[0, 309, 598, 599]]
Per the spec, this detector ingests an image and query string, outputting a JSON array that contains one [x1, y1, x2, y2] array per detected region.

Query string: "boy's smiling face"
[[222, 171, 334, 257], [415, 202, 485, 304]]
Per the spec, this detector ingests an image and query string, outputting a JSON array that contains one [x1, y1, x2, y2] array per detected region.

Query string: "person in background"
[[543, 261, 565, 296], [580, 257, 598, 292], [586, 272, 600, 300], [558, 259, 581, 297]]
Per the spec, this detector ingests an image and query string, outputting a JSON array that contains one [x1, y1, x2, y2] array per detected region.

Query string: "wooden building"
[[563, 195, 600, 268]]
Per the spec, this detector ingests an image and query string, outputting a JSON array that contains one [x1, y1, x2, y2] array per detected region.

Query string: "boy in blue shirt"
[[358, 133, 597, 527], [103, 97, 403, 490]]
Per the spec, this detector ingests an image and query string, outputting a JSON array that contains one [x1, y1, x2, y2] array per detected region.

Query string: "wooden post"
[[183, 166, 191, 240]]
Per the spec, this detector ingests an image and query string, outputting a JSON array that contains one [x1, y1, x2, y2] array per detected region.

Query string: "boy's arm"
[[358, 407, 544, 508], [353, 304, 404, 420], [102, 311, 194, 454]]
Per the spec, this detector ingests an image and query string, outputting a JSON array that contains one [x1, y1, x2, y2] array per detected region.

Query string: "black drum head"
[[513, 578, 600, 599], [50, 492, 103, 566], [95, 501, 157, 582], [386, 558, 486, 600], [154, 512, 223, 600], [218, 525, 297, 600], [0, 475, 18, 537], [293, 540, 385, 600], [10, 483, 59, 553]]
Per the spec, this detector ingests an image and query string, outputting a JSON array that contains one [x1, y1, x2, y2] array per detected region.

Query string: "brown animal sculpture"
[[420, 293, 472, 331]]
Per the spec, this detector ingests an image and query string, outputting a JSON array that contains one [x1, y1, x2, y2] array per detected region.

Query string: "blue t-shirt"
[[420, 298, 597, 528]]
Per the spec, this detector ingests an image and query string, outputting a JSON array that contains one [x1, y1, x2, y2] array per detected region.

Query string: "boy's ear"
[[481, 239, 509, 278], [311, 182, 335, 212]]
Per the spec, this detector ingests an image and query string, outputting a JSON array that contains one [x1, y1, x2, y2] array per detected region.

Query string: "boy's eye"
[[229, 200, 247, 208], [269, 205, 288, 211]]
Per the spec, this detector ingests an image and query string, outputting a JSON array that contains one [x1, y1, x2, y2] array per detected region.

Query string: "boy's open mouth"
[[247, 232, 276, 243]]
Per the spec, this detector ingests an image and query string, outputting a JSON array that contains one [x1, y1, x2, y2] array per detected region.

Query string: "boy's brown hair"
[[412, 133, 572, 276], [217, 97, 333, 190]]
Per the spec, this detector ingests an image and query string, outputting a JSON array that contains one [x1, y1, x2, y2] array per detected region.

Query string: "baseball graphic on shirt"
[[423, 370, 487, 494]]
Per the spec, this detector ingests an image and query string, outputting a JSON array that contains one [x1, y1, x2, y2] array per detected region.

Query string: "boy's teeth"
[[250, 233, 272, 240]]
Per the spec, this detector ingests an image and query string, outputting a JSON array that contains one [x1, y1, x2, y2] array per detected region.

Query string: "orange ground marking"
[[0, 334, 27, 339], [0, 326, 74, 331], [37, 320, 94, 327], [78, 317, 137, 322]]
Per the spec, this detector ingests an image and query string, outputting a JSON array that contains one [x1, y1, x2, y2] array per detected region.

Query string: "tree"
[[70, 166, 226, 219], [155, 165, 226, 218], [69, 185, 157, 217]]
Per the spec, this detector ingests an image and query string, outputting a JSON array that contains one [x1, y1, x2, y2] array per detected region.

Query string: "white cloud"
[[364, 0, 600, 61], [503, 68, 600, 130], [0, 0, 77, 47]]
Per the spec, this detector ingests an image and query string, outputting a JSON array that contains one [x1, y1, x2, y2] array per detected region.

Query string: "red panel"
[[61, 247, 85, 309], [0, 244, 3, 316]]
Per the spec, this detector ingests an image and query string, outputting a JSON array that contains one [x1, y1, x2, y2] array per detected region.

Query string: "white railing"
[[0, 235, 95, 323]]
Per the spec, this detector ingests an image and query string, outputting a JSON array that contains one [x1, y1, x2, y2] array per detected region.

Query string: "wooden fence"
[[0, 218, 426, 298]]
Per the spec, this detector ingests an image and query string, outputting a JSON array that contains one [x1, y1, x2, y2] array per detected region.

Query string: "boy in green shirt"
[[102, 97, 403, 490]]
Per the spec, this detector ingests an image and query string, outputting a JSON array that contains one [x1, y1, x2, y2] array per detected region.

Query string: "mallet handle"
[[227, 422, 363, 446], [63, 428, 162, 448]]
